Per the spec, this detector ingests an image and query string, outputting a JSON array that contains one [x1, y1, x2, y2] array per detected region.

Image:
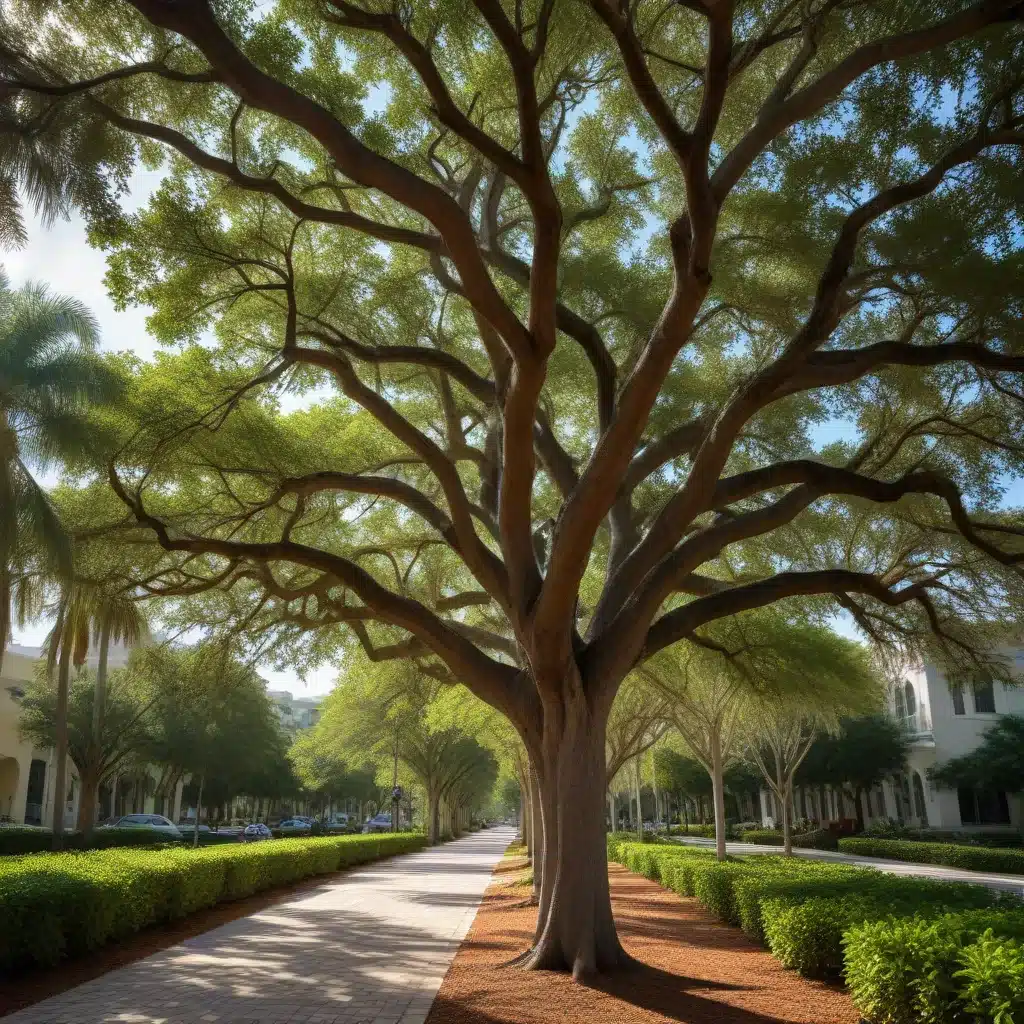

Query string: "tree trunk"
[[710, 726, 728, 861], [524, 693, 628, 978], [193, 775, 204, 849], [83, 616, 112, 845], [76, 768, 101, 835], [633, 757, 642, 839], [427, 786, 440, 845], [51, 628, 72, 851], [853, 785, 866, 833], [608, 789, 616, 834], [778, 766, 793, 856]]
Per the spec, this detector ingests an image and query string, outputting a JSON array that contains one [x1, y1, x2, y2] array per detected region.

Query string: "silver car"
[[277, 818, 313, 834], [103, 814, 183, 839]]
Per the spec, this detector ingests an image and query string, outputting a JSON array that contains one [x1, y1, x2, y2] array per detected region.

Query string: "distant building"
[[267, 689, 322, 733], [0, 641, 176, 828], [759, 647, 1024, 833]]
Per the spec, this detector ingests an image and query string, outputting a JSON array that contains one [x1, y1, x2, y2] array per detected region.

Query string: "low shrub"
[[839, 837, 1024, 875], [667, 823, 716, 838], [0, 832, 425, 972], [955, 931, 1024, 1023], [738, 828, 838, 851], [844, 909, 1024, 1024]]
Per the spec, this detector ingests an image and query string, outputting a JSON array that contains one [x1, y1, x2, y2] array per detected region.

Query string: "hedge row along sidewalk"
[[838, 836, 1024, 875], [610, 837, 1024, 1024], [0, 832, 425, 972]]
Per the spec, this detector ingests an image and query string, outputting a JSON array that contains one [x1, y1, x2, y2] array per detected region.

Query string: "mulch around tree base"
[[425, 865, 860, 1024]]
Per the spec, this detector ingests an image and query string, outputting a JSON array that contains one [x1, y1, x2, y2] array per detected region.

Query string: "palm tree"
[[42, 582, 147, 845], [0, 269, 121, 675], [76, 588, 146, 840]]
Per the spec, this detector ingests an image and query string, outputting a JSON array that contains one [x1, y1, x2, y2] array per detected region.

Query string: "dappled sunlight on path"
[[3, 827, 516, 1024]]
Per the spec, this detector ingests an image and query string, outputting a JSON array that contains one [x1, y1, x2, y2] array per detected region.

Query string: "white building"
[[267, 689, 322, 733], [760, 648, 1024, 833], [1, 642, 184, 828]]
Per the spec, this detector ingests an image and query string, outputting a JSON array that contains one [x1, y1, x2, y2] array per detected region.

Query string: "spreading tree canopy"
[[3, 0, 1023, 974]]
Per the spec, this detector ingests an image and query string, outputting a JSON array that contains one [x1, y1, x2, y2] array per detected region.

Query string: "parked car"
[[239, 823, 273, 842], [277, 818, 313, 834], [362, 812, 392, 834], [101, 814, 183, 839], [176, 821, 211, 836]]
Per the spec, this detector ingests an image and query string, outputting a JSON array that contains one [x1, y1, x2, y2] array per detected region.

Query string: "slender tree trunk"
[[193, 775, 204, 849], [853, 785, 866, 833], [524, 690, 628, 978], [650, 748, 661, 833], [76, 768, 101, 835], [51, 627, 72, 851], [608, 789, 616, 834], [427, 786, 440, 845], [83, 616, 112, 845], [633, 757, 642, 839], [778, 764, 793, 856], [710, 726, 728, 861]]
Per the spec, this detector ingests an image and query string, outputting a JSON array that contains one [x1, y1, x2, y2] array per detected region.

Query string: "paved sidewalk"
[[669, 836, 1024, 895], [5, 826, 517, 1024]]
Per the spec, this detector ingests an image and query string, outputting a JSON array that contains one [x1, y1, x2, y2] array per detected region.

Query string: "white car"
[[103, 814, 183, 839]]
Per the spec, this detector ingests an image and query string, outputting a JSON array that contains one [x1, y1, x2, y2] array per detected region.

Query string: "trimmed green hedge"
[[0, 832, 425, 972], [738, 828, 838, 851], [844, 909, 1024, 1024], [839, 838, 1024, 875], [666, 823, 717, 838], [609, 840, 1018, 987]]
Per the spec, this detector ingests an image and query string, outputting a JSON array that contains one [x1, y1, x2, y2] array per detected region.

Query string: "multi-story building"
[[267, 689, 322, 734], [759, 648, 1024, 833], [2, 650, 322, 829], [0, 641, 165, 828]]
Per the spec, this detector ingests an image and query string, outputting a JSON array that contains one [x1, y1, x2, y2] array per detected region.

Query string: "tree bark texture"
[[51, 631, 72, 851], [710, 727, 728, 861], [525, 691, 629, 978], [83, 616, 113, 844]]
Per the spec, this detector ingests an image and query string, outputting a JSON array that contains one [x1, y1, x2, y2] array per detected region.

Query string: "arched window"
[[904, 682, 917, 719], [894, 686, 907, 720]]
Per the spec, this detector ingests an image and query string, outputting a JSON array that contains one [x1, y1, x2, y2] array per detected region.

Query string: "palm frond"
[[12, 459, 72, 575]]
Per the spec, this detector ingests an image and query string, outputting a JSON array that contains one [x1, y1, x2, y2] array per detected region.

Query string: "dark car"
[[239, 823, 273, 842]]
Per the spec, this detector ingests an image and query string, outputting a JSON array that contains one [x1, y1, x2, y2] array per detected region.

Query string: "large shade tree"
[[3, 0, 1024, 975]]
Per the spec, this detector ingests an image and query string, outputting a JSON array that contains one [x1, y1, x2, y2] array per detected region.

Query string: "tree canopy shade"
[[3, 0, 1024, 975]]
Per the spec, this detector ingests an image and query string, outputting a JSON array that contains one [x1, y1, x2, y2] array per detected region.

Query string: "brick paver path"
[[6, 826, 517, 1024]]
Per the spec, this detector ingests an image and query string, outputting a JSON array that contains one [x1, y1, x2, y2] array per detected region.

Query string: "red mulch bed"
[[425, 864, 860, 1024]]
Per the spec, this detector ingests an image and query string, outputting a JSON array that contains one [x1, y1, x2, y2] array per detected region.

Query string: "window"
[[972, 678, 996, 714], [950, 684, 966, 715], [894, 686, 907, 719], [904, 682, 917, 718], [958, 787, 1011, 825]]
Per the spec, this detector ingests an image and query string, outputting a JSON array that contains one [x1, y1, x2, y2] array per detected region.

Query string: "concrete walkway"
[[6, 826, 517, 1024], [669, 836, 1024, 895]]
